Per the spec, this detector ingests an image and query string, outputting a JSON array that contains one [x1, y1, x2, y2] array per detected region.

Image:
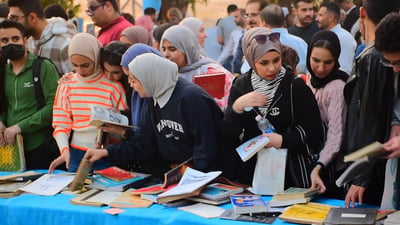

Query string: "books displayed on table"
[[236, 135, 270, 162], [0, 134, 25, 171], [324, 207, 377, 225], [220, 209, 280, 224], [193, 71, 226, 99], [89, 105, 131, 128], [230, 195, 268, 214], [0, 180, 31, 198], [0, 171, 43, 182], [89, 170, 151, 192], [273, 187, 319, 200], [19, 173, 75, 196], [279, 202, 333, 225], [268, 196, 312, 207], [186, 182, 244, 205], [94, 166, 137, 181], [343, 141, 385, 162]]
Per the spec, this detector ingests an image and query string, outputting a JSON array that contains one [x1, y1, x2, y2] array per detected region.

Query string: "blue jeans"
[[68, 146, 111, 172]]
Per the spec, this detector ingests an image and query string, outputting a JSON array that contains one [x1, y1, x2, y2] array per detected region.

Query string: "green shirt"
[[0, 53, 59, 151]]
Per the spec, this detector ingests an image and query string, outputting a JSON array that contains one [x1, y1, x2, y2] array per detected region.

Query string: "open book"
[[0, 134, 25, 171], [89, 105, 131, 128], [193, 70, 225, 99]]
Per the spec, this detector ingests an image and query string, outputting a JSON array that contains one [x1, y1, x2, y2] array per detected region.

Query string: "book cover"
[[89, 171, 151, 192], [70, 189, 121, 207], [0, 134, 25, 172], [0, 181, 31, 198], [344, 141, 385, 162], [109, 190, 153, 208], [94, 166, 137, 182], [0, 171, 42, 182], [324, 207, 377, 225], [273, 187, 318, 200], [279, 202, 332, 225], [230, 195, 268, 214], [89, 105, 132, 128], [199, 183, 244, 201], [193, 71, 225, 99], [236, 135, 270, 162], [220, 209, 280, 224], [268, 196, 312, 207], [161, 157, 193, 188], [69, 159, 93, 191]]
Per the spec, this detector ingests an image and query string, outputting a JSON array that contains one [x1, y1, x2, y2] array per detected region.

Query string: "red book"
[[94, 166, 137, 182], [193, 70, 225, 99]]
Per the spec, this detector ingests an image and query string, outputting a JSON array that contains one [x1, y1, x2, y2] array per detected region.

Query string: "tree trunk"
[[157, 0, 189, 24]]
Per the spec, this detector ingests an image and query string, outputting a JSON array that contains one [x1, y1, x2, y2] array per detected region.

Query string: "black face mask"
[[1, 44, 25, 60]]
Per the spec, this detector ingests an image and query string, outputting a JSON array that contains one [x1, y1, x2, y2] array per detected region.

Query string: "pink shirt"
[[98, 16, 133, 46]]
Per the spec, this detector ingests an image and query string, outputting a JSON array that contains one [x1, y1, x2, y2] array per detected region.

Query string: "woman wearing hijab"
[[49, 33, 127, 173], [303, 30, 348, 196], [84, 53, 223, 177], [220, 27, 325, 188], [120, 26, 153, 46], [179, 17, 208, 47], [161, 25, 234, 111]]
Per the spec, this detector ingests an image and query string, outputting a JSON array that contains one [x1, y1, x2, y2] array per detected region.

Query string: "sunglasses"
[[251, 33, 280, 45], [85, 2, 105, 16], [380, 58, 400, 68]]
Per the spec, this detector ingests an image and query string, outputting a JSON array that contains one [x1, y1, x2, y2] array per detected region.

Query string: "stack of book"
[[0, 171, 43, 198], [268, 187, 319, 207], [187, 183, 244, 205]]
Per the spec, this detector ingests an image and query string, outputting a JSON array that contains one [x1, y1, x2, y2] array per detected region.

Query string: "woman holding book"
[[302, 30, 348, 197], [84, 53, 223, 177], [160, 25, 234, 111], [49, 33, 128, 173], [219, 27, 325, 188]]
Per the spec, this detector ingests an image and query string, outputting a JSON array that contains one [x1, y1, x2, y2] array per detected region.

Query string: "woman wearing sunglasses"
[[220, 27, 325, 188], [303, 30, 348, 197]]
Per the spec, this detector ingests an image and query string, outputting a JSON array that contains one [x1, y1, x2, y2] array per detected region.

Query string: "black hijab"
[[307, 30, 348, 89]]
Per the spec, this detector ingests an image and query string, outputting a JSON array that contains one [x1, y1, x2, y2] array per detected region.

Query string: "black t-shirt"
[[288, 21, 321, 45]]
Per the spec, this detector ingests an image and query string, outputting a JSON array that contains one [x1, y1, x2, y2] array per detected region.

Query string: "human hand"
[[262, 133, 282, 148], [3, 125, 21, 146], [49, 150, 70, 173], [85, 148, 108, 163], [390, 125, 400, 138], [310, 165, 326, 193], [57, 72, 74, 84], [345, 184, 365, 208], [232, 92, 267, 113], [384, 135, 400, 158]]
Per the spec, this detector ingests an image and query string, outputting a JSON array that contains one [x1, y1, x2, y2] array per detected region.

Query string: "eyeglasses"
[[249, 33, 281, 47], [85, 2, 105, 16], [380, 58, 400, 68], [243, 12, 260, 19], [8, 14, 27, 21]]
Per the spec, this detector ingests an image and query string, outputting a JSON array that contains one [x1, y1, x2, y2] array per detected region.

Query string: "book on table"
[[324, 207, 377, 225], [343, 141, 386, 162], [268, 196, 312, 207], [230, 194, 269, 214], [0, 134, 25, 172], [186, 182, 244, 205], [193, 70, 225, 99], [220, 209, 280, 224], [278, 202, 333, 225], [236, 135, 270, 162], [273, 187, 319, 200], [0, 180, 31, 198]]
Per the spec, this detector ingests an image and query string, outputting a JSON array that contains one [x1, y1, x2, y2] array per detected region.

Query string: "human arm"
[[232, 91, 268, 113]]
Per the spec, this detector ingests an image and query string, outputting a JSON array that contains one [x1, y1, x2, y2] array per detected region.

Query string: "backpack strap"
[[32, 56, 45, 109]]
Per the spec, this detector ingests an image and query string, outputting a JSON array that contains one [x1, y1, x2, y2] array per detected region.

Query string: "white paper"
[[178, 203, 225, 218], [158, 168, 221, 197], [19, 173, 75, 196]]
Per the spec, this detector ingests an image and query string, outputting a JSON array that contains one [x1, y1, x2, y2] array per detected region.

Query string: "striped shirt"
[[53, 72, 127, 153]]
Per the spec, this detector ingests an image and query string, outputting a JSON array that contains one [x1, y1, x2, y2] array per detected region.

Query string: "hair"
[[246, 0, 270, 11], [100, 41, 130, 68], [281, 45, 299, 72], [227, 4, 238, 13], [320, 1, 340, 22], [312, 39, 336, 57], [294, 0, 314, 8], [122, 12, 135, 25], [260, 4, 285, 27], [0, 3, 9, 18], [97, 0, 119, 13], [153, 23, 173, 43], [144, 7, 156, 15], [8, 0, 44, 18], [44, 4, 68, 21], [0, 19, 27, 37], [375, 12, 400, 54], [363, 0, 400, 25]]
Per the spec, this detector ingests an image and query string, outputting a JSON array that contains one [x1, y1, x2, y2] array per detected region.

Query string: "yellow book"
[[0, 134, 25, 172], [279, 202, 333, 225]]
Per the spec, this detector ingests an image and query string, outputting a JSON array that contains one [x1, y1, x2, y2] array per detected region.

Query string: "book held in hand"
[[343, 141, 385, 162], [230, 194, 268, 214], [236, 135, 270, 162], [89, 105, 131, 128], [0, 134, 25, 171], [193, 70, 225, 99]]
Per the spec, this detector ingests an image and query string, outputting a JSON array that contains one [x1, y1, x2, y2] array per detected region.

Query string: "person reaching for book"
[[219, 27, 325, 188], [302, 30, 348, 197], [49, 33, 127, 173], [84, 53, 223, 178]]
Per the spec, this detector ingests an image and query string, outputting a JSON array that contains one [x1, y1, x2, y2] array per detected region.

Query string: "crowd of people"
[[0, 0, 400, 212]]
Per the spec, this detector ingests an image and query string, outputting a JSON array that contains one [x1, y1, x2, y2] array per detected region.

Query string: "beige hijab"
[[120, 26, 153, 46]]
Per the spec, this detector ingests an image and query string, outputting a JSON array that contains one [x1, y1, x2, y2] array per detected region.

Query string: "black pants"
[[24, 138, 62, 170]]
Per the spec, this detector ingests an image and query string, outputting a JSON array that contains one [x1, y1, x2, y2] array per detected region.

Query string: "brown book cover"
[[109, 190, 153, 208], [193, 71, 225, 99], [69, 159, 93, 191]]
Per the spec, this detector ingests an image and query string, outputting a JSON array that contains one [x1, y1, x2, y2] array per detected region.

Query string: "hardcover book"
[[193, 71, 225, 99], [94, 166, 137, 182], [89, 171, 151, 192], [343, 141, 385, 162], [230, 195, 268, 214], [0, 134, 25, 172], [324, 207, 377, 225], [235, 135, 270, 162], [69, 159, 93, 191], [198, 183, 244, 201]]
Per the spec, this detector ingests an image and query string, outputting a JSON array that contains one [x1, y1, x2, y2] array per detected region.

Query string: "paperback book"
[[273, 187, 319, 200], [236, 135, 270, 162], [0, 134, 25, 172], [89, 105, 131, 128], [89, 171, 151, 192], [230, 195, 268, 214], [279, 202, 332, 225], [343, 141, 385, 162], [198, 183, 244, 201]]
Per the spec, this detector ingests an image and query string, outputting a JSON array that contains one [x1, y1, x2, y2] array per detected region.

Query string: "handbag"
[[251, 147, 287, 195]]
